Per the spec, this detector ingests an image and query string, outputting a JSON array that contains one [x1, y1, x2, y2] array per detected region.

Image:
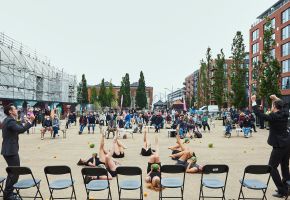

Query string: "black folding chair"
[[159, 164, 186, 200], [238, 165, 272, 200], [199, 164, 229, 200], [44, 165, 77, 200], [0, 177, 5, 197], [6, 166, 43, 199], [285, 180, 290, 200], [81, 167, 112, 200], [116, 166, 143, 200]]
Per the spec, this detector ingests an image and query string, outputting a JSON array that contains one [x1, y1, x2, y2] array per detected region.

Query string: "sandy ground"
[[0, 120, 286, 200]]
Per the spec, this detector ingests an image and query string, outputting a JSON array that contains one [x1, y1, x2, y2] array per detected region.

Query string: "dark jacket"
[[1, 116, 32, 156], [253, 105, 290, 148]]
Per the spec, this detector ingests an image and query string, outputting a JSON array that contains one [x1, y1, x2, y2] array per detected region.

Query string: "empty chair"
[[159, 164, 186, 200], [199, 164, 229, 200], [44, 165, 77, 200], [0, 177, 5, 197], [81, 167, 112, 200], [238, 165, 272, 200], [116, 166, 143, 200], [6, 166, 43, 199]]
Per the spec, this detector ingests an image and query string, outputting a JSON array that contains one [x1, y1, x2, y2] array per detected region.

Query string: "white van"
[[199, 105, 219, 114]]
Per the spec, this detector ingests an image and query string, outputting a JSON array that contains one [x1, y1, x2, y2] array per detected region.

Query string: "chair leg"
[[262, 189, 267, 200], [35, 183, 43, 200], [49, 189, 54, 200], [238, 185, 243, 200], [199, 185, 203, 200], [16, 189, 22, 200], [241, 189, 245, 200], [119, 189, 122, 200], [221, 187, 226, 200], [71, 185, 77, 199], [181, 187, 184, 200], [201, 187, 205, 200], [86, 190, 90, 200]]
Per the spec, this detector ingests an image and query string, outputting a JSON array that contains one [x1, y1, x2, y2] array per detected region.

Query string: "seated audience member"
[[41, 115, 53, 140]]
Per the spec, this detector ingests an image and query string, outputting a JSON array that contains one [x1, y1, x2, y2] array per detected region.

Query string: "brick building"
[[184, 73, 194, 102], [249, 0, 290, 103], [87, 81, 153, 109]]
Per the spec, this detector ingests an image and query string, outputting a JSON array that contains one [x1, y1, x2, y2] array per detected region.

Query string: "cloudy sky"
[[0, 0, 276, 102]]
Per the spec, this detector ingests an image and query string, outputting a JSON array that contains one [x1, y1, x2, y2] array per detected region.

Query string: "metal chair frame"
[[6, 166, 43, 199], [199, 164, 229, 200], [238, 165, 271, 200], [159, 164, 186, 200], [44, 165, 77, 200], [116, 166, 143, 200], [81, 167, 112, 200]]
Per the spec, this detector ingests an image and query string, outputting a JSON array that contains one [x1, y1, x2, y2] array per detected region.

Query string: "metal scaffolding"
[[0, 33, 77, 103]]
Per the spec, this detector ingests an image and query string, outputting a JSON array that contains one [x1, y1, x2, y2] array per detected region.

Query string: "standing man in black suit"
[[1, 103, 35, 200], [251, 94, 290, 198]]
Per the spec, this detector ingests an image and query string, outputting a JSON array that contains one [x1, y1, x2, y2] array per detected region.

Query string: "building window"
[[252, 29, 259, 41], [282, 77, 290, 89], [264, 18, 275, 30], [271, 49, 275, 58], [282, 59, 290, 73], [252, 43, 259, 54], [282, 25, 290, 40], [271, 33, 276, 41], [252, 56, 258, 64], [282, 8, 290, 24], [282, 42, 290, 57]]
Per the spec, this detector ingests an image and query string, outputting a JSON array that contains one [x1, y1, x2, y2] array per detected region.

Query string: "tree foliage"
[[90, 87, 98, 104], [119, 73, 131, 108], [107, 81, 115, 107], [98, 78, 107, 107], [230, 31, 247, 109], [259, 18, 281, 106], [205, 47, 212, 105], [136, 71, 147, 109], [213, 49, 225, 110], [77, 74, 88, 104], [197, 60, 207, 107]]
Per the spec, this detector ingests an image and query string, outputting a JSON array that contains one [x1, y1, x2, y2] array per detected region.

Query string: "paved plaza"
[[0, 120, 283, 199]]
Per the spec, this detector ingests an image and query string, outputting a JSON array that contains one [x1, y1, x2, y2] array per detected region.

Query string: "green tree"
[[106, 81, 115, 107], [119, 73, 131, 108], [205, 47, 212, 105], [251, 61, 262, 97], [99, 78, 107, 107], [197, 60, 209, 107], [213, 49, 225, 110], [230, 31, 247, 109], [190, 94, 195, 107], [90, 87, 98, 104], [135, 71, 147, 109], [260, 18, 281, 106], [77, 74, 88, 104]]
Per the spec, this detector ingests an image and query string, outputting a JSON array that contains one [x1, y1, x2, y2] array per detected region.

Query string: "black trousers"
[[268, 146, 290, 195], [3, 154, 20, 198]]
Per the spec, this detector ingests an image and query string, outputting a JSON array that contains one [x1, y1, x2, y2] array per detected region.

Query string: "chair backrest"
[[44, 166, 71, 175], [6, 166, 32, 176], [161, 165, 185, 174], [203, 165, 229, 174], [81, 167, 108, 177], [244, 165, 272, 174], [116, 166, 142, 176]]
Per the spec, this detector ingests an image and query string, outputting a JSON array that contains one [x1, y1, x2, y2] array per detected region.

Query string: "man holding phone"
[[251, 94, 290, 198], [1, 103, 35, 200]]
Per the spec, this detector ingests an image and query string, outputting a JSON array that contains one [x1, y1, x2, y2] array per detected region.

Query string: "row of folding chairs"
[[0, 164, 289, 200]]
